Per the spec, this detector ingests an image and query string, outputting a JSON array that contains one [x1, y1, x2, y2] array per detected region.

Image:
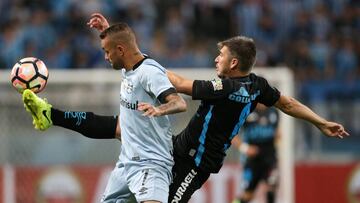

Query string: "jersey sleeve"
[[141, 64, 176, 103], [257, 76, 281, 106], [192, 78, 234, 100]]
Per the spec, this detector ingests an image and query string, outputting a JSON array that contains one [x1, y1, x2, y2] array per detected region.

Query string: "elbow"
[[179, 98, 187, 112], [163, 93, 187, 114], [175, 95, 187, 112], [282, 98, 296, 113], [115, 118, 121, 140], [276, 96, 297, 114]]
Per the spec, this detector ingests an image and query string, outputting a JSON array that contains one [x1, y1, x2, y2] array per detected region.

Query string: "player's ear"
[[230, 58, 239, 70], [116, 44, 125, 56]]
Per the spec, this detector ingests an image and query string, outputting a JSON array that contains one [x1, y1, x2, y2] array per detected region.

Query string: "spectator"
[[0, 0, 357, 85]]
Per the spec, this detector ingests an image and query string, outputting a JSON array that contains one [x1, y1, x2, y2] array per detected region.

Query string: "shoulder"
[[248, 73, 276, 90], [194, 78, 235, 92], [248, 73, 267, 83], [141, 58, 166, 74]]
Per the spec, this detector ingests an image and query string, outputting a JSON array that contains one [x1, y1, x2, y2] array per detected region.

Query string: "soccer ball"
[[10, 57, 49, 93]]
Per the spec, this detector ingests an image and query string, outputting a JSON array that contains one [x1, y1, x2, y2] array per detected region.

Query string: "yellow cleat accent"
[[22, 89, 53, 131]]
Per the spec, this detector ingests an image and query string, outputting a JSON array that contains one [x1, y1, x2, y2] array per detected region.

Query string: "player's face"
[[214, 46, 233, 78], [101, 37, 124, 70]]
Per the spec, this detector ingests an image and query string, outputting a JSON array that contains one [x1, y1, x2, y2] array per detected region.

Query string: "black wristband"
[[51, 108, 118, 139]]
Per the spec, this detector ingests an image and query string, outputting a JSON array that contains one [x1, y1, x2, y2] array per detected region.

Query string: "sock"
[[51, 108, 118, 139]]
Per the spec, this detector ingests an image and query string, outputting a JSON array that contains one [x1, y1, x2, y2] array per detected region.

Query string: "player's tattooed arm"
[[274, 95, 349, 138], [138, 93, 187, 117]]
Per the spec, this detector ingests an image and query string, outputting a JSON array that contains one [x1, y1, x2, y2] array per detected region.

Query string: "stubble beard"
[[111, 60, 124, 70]]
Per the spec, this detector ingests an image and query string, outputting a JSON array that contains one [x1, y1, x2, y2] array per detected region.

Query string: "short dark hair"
[[217, 36, 256, 72], [99, 23, 135, 43]]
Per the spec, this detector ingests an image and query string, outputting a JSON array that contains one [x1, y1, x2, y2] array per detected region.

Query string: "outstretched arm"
[[166, 70, 194, 96], [274, 95, 349, 138], [138, 93, 187, 117]]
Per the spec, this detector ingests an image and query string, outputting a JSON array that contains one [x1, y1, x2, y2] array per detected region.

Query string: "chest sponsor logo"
[[229, 87, 260, 103], [120, 97, 139, 110]]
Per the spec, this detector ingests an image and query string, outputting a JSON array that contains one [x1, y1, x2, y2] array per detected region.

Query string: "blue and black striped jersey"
[[173, 73, 280, 173], [241, 107, 279, 161], [242, 107, 279, 144]]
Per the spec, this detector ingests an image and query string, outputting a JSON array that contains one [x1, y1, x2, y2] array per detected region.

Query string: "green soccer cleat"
[[22, 89, 53, 131]]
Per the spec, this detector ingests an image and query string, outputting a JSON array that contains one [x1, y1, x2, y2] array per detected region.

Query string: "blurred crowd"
[[0, 0, 359, 85]]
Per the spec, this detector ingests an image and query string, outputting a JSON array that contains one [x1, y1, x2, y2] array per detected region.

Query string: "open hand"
[[319, 121, 349, 139], [87, 13, 110, 32], [138, 102, 163, 117]]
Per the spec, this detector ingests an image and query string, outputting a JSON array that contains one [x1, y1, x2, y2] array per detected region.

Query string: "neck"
[[228, 70, 250, 78], [124, 51, 145, 71]]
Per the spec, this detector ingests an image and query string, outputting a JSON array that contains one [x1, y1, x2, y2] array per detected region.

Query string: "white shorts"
[[101, 162, 132, 203], [102, 161, 172, 203]]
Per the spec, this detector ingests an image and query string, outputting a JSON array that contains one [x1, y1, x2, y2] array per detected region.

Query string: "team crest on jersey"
[[211, 79, 223, 91], [122, 79, 134, 94]]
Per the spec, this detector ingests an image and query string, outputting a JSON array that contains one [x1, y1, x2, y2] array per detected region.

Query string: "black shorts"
[[241, 155, 277, 192], [168, 153, 211, 203]]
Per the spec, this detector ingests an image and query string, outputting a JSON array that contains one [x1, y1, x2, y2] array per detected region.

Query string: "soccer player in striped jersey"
[[23, 18, 187, 203], [165, 36, 348, 203]]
